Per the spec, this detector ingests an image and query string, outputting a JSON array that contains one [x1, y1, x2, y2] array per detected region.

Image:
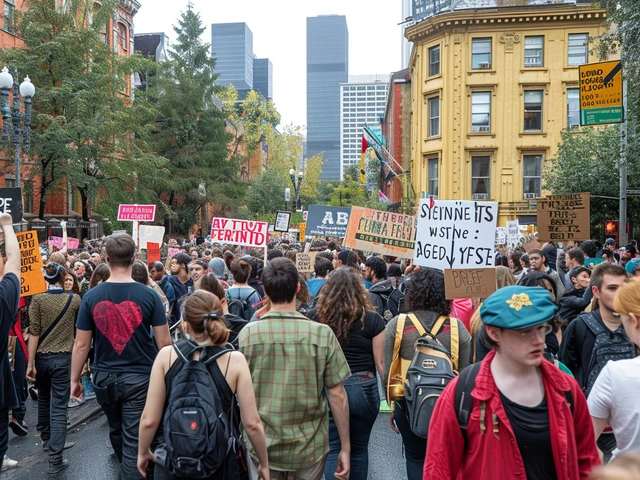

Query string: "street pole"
[[620, 77, 628, 247], [11, 68, 20, 187]]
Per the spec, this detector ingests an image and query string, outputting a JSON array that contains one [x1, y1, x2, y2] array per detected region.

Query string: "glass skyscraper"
[[211, 22, 253, 94], [253, 58, 273, 100], [307, 15, 348, 180]]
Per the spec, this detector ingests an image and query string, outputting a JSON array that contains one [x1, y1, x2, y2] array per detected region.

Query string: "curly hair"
[[404, 267, 451, 316], [316, 268, 373, 345]]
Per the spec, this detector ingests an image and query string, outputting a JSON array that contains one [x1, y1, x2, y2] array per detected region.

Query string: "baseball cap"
[[605, 238, 615, 246], [387, 263, 403, 278], [337, 250, 350, 265]]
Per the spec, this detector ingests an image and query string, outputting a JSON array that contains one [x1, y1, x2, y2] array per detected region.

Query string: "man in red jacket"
[[424, 285, 600, 480]]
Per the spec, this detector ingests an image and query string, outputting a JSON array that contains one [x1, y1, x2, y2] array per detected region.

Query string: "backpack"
[[387, 281, 406, 318], [162, 341, 234, 479], [403, 314, 459, 438], [577, 312, 637, 397], [227, 291, 256, 321], [375, 292, 394, 322]]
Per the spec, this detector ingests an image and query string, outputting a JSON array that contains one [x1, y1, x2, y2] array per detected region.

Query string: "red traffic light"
[[605, 220, 619, 235]]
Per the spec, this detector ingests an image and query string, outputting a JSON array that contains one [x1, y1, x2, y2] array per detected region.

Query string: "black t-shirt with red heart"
[[77, 281, 167, 374]]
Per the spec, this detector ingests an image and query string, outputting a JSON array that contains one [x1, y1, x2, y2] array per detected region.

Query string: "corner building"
[[405, 0, 610, 225]]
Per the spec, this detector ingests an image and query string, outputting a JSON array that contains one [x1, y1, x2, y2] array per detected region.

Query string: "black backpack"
[[375, 292, 394, 322], [387, 281, 406, 318], [227, 291, 256, 321], [161, 341, 234, 478]]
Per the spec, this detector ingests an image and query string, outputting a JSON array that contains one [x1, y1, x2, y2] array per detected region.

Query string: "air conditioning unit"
[[477, 62, 491, 69], [524, 193, 537, 199], [474, 126, 490, 132], [569, 124, 580, 130], [472, 193, 490, 200]]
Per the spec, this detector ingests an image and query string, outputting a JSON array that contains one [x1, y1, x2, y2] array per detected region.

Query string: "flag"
[[379, 190, 391, 204], [360, 134, 368, 183]]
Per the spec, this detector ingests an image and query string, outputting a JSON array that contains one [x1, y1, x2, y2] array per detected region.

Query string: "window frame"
[[524, 36, 544, 68], [472, 37, 492, 69], [3, 0, 15, 34], [523, 90, 544, 132], [428, 96, 440, 138], [428, 157, 439, 198], [471, 155, 491, 200], [567, 33, 588, 66], [522, 154, 543, 198], [566, 88, 580, 130], [429, 44, 441, 77], [471, 92, 492, 133]]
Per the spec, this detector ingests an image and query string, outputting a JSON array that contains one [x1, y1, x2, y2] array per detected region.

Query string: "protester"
[[307, 256, 333, 298], [208, 257, 229, 282], [63, 267, 81, 294], [625, 258, 640, 277], [563, 247, 587, 292], [197, 273, 248, 347], [558, 266, 594, 323], [89, 263, 111, 290], [364, 256, 395, 320], [188, 258, 208, 284], [588, 451, 640, 480], [226, 258, 261, 321], [8, 298, 28, 440], [132, 261, 170, 319], [137, 290, 269, 479], [246, 256, 265, 298], [316, 268, 384, 480], [238, 258, 351, 480], [423, 285, 601, 480], [27, 263, 82, 473], [519, 248, 566, 298], [150, 261, 176, 321], [70, 234, 171, 479], [167, 253, 194, 322], [387, 263, 403, 289]]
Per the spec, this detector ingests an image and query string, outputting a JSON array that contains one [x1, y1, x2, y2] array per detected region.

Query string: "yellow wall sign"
[[579, 60, 623, 126]]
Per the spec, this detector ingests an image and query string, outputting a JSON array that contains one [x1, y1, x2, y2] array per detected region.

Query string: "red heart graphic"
[[93, 300, 143, 355]]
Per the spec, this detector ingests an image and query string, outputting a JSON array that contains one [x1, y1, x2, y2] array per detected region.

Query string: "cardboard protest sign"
[[17, 230, 46, 297], [507, 220, 520, 248], [167, 247, 181, 258], [296, 252, 317, 273], [210, 218, 268, 247], [344, 207, 417, 259], [306, 206, 351, 238], [414, 199, 499, 270], [0, 188, 23, 224], [139, 225, 165, 250], [444, 268, 497, 300], [537, 193, 590, 242], [495, 227, 507, 246], [147, 242, 161, 263], [47, 236, 79, 250], [117, 204, 156, 222], [274, 211, 291, 233], [299, 222, 306, 242]]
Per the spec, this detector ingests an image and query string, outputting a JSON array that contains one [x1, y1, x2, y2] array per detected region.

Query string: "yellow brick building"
[[405, 1, 611, 226]]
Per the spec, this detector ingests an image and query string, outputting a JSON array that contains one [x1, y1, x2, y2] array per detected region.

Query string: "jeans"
[[35, 353, 71, 457], [93, 371, 151, 480], [324, 375, 380, 480], [394, 401, 426, 480], [11, 341, 27, 422], [0, 405, 8, 460]]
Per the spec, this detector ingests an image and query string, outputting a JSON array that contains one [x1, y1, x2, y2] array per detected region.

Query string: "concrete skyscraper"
[[307, 15, 348, 180], [211, 22, 254, 95]]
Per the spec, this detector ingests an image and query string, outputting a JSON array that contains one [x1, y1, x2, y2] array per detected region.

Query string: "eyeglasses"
[[516, 323, 553, 339]]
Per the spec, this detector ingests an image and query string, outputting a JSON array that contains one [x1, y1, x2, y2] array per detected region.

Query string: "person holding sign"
[[0, 213, 21, 472]]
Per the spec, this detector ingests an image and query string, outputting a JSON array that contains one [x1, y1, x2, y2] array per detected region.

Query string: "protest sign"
[[344, 207, 417, 259], [299, 222, 306, 242], [139, 225, 165, 250], [17, 230, 46, 297], [47, 236, 79, 250], [537, 193, 590, 242], [167, 247, 181, 258], [495, 227, 507, 246], [210, 218, 268, 248], [507, 220, 520, 248], [306, 206, 351, 238], [0, 187, 23, 224], [274, 211, 291, 233], [444, 268, 497, 300], [117, 204, 156, 222], [147, 242, 161, 263], [296, 252, 317, 273], [414, 199, 499, 270], [584, 257, 605, 269]]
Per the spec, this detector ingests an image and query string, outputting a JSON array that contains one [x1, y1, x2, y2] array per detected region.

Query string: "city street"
[[4, 399, 407, 479]]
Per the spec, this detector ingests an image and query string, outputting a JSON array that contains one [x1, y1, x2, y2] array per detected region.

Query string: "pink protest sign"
[[167, 247, 181, 258], [48, 236, 80, 250], [210, 218, 268, 247], [117, 204, 156, 222]]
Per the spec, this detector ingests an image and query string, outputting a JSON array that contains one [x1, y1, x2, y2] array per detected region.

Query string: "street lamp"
[[289, 168, 304, 212], [0, 66, 35, 188]]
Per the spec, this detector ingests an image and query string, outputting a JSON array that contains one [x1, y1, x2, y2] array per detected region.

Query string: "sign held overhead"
[[537, 192, 590, 242]]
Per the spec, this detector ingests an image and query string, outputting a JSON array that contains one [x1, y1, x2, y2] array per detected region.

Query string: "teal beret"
[[480, 285, 558, 329], [625, 258, 640, 276]]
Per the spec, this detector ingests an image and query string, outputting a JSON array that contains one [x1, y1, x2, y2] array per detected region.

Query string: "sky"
[[134, 0, 405, 131]]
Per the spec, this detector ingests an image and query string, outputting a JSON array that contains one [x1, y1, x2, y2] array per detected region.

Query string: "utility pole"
[[619, 77, 628, 247]]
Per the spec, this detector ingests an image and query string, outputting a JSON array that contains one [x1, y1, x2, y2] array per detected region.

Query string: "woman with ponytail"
[[137, 290, 269, 480]]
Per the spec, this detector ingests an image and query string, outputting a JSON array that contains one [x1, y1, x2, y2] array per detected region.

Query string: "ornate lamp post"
[[289, 168, 304, 212], [0, 66, 35, 188]]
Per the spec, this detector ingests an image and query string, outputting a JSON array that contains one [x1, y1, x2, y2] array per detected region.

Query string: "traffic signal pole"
[[620, 77, 628, 247]]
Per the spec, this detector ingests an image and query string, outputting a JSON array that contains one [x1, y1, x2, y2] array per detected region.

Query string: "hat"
[[43, 263, 63, 282], [625, 258, 640, 275], [387, 263, 403, 278], [480, 285, 558, 330], [605, 238, 616, 245], [337, 250, 350, 265], [626, 245, 638, 256], [208, 257, 228, 279], [570, 266, 591, 280]]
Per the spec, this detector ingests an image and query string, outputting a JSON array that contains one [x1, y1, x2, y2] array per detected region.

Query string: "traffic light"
[[605, 220, 619, 235]]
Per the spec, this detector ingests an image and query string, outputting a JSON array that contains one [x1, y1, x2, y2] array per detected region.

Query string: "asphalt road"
[[5, 406, 408, 480]]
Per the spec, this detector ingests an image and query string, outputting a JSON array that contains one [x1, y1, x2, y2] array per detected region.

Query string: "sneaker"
[[28, 385, 38, 401], [48, 456, 69, 475], [1, 456, 18, 472], [9, 418, 28, 437], [43, 441, 75, 452], [67, 397, 84, 408]]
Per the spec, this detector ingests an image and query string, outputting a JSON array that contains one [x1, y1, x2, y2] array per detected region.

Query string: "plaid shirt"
[[238, 311, 350, 470]]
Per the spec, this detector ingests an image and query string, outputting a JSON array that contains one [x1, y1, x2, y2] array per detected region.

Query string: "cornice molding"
[[119, 0, 141, 16]]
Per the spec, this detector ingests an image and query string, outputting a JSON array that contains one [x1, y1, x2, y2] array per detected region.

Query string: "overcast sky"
[[134, 0, 404, 131]]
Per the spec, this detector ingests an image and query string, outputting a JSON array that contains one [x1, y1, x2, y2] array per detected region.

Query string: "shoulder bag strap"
[[37, 293, 74, 347], [393, 314, 406, 355], [449, 317, 460, 372]]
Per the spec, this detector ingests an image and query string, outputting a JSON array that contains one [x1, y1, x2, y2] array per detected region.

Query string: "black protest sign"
[[0, 188, 23, 224], [306, 205, 352, 238]]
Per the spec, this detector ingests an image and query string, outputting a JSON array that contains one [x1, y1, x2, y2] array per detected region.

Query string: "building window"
[[428, 158, 438, 197], [524, 36, 544, 67], [567, 88, 580, 129], [429, 45, 440, 76], [3, 0, 15, 33], [23, 180, 33, 213], [472, 156, 491, 200], [523, 155, 543, 198], [428, 97, 440, 137], [4, 175, 15, 188], [118, 23, 128, 50], [471, 92, 491, 133], [568, 33, 588, 66], [472, 38, 492, 69], [524, 90, 543, 132]]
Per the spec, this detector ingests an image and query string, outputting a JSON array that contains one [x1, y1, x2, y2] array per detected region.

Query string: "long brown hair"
[[316, 268, 372, 345], [182, 290, 229, 345]]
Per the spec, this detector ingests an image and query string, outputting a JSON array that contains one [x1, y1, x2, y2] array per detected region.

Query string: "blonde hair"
[[588, 451, 640, 480], [613, 277, 640, 317], [182, 290, 229, 345]]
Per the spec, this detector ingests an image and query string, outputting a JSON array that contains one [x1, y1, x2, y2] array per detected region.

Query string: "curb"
[[67, 404, 103, 431]]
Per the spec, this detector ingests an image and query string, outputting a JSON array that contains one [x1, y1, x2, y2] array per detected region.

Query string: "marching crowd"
[[2, 214, 640, 479]]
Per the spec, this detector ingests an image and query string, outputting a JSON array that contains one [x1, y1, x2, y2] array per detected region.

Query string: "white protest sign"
[[495, 227, 507, 245], [414, 199, 499, 270], [139, 225, 165, 250], [507, 220, 520, 248]]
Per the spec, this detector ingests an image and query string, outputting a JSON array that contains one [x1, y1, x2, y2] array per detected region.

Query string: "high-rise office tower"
[[307, 15, 348, 180], [253, 58, 273, 100], [211, 22, 254, 96]]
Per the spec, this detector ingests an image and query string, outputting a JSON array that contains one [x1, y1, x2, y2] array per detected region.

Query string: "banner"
[[299, 222, 306, 242], [444, 268, 497, 300], [210, 218, 268, 248], [495, 227, 507, 246], [344, 207, 417, 259], [414, 199, 498, 270], [139, 225, 165, 250], [117, 204, 156, 222], [507, 220, 520, 248], [537, 193, 590, 242], [306, 206, 351, 239], [274, 211, 291, 233], [296, 252, 317, 273], [17, 230, 46, 297], [147, 242, 161, 263], [0, 187, 23, 224], [47, 236, 80, 250]]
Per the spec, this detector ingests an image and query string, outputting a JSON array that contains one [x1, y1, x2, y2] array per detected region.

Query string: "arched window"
[[118, 22, 128, 51]]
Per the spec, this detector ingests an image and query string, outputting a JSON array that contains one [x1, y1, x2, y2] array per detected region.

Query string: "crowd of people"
[[1, 218, 640, 479]]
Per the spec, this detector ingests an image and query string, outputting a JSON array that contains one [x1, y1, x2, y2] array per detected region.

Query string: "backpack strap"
[[449, 317, 460, 372], [393, 314, 407, 354], [456, 362, 481, 443], [405, 313, 427, 336], [582, 312, 604, 336]]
